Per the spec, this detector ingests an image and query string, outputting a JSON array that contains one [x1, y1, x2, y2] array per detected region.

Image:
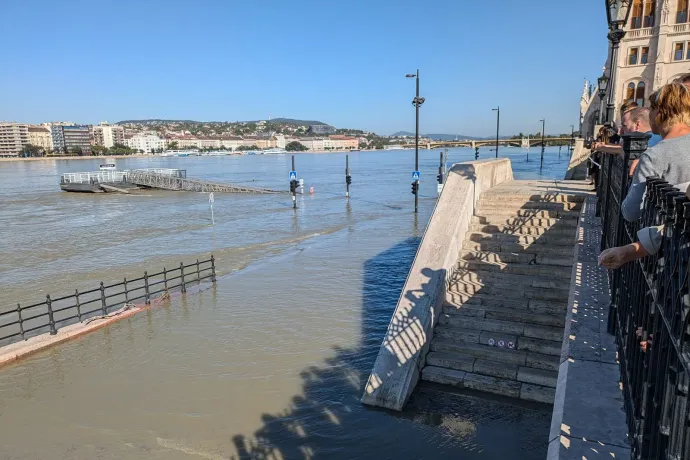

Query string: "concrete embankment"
[[361, 158, 514, 411], [564, 139, 590, 180]]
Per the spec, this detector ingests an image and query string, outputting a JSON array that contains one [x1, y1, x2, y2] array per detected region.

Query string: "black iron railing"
[[595, 132, 690, 458], [0, 256, 216, 346]]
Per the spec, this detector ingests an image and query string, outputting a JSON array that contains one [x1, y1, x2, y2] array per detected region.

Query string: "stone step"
[[471, 215, 578, 229], [460, 250, 574, 267], [456, 259, 573, 279], [447, 282, 568, 303], [444, 295, 568, 317], [437, 315, 564, 345], [469, 223, 577, 238], [473, 208, 581, 220], [442, 301, 566, 328], [463, 240, 576, 256], [477, 199, 582, 212], [430, 338, 560, 372], [478, 193, 586, 204], [421, 365, 556, 404], [449, 269, 571, 292], [465, 231, 575, 247], [426, 352, 559, 389]]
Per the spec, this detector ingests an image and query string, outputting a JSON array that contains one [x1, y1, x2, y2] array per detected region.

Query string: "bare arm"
[[598, 242, 649, 269]]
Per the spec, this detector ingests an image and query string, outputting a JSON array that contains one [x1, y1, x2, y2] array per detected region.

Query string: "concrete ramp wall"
[[361, 158, 514, 411], [564, 139, 589, 180]]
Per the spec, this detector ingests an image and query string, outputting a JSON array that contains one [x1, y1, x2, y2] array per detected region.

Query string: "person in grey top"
[[621, 82, 690, 222]]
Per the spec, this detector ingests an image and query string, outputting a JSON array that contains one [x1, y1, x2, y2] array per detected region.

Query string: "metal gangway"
[[61, 171, 129, 185], [127, 169, 282, 194]]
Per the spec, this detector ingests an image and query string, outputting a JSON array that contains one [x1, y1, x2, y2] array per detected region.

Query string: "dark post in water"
[[540, 118, 546, 169], [406, 70, 424, 214], [345, 154, 351, 198], [290, 155, 297, 209]]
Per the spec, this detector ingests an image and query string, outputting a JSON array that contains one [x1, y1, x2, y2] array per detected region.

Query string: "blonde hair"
[[648, 82, 690, 130]]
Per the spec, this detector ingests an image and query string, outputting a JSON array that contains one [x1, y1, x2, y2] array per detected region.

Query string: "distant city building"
[[127, 134, 165, 153], [0, 122, 29, 157], [92, 123, 125, 148], [51, 125, 92, 155], [27, 126, 53, 150], [308, 124, 336, 135]]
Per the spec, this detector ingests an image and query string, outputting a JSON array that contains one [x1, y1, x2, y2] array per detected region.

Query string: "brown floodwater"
[[0, 149, 569, 459]]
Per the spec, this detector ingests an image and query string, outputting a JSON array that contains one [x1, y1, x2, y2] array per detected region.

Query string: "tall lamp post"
[[570, 124, 575, 156], [597, 70, 610, 126], [406, 70, 425, 213], [605, 0, 632, 124], [492, 107, 500, 158], [539, 119, 546, 168]]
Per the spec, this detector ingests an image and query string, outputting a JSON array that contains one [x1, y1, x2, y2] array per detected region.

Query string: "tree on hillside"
[[285, 141, 308, 152]]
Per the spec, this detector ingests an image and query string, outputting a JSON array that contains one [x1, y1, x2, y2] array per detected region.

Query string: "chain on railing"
[[594, 132, 690, 458], [0, 255, 216, 347]]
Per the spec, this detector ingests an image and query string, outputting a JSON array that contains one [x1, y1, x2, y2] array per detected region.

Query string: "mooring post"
[[163, 268, 168, 291], [16, 303, 25, 340], [180, 262, 186, 293], [46, 294, 57, 335], [75, 289, 82, 321], [196, 259, 201, 284], [211, 255, 216, 282], [123, 278, 129, 303], [345, 154, 351, 198], [100, 282, 107, 315], [291, 155, 297, 209], [144, 271, 150, 304]]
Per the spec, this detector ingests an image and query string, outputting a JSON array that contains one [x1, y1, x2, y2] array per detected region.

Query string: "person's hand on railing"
[[598, 242, 649, 269]]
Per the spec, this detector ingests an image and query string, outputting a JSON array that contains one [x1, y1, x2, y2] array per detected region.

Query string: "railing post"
[[46, 294, 57, 335], [600, 154, 614, 252], [75, 289, 82, 321], [163, 267, 168, 291], [100, 282, 107, 315], [211, 255, 216, 282], [144, 271, 150, 304], [196, 259, 201, 284], [16, 304, 25, 340], [123, 278, 129, 303], [180, 262, 186, 293]]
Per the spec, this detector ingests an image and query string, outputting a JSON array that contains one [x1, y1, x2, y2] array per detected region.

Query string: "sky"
[[0, 0, 609, 137]]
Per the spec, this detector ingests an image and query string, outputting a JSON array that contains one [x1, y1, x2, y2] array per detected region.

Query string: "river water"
[[0, 148, 571, 459]]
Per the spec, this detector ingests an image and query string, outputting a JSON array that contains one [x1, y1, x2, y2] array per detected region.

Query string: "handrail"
[[594, 133, 690, 459], [0, 255, 216, 345]]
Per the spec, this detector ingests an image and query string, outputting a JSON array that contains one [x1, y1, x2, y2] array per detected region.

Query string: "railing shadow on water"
[[228, 182, 584, 459]]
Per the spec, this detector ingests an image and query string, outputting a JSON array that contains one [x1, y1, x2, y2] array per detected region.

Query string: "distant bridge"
[[425, 137, 575, 150]]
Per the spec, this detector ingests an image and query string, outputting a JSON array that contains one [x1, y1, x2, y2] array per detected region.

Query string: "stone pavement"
[[547, 195, 629, 458]]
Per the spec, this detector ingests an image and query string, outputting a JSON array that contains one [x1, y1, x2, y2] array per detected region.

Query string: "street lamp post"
[[492, 107, 500, 158], [597, 70, 610, 126], [605, 0, 633, 124], [406, 70, 425, 213], [540, 119, 546, 169]]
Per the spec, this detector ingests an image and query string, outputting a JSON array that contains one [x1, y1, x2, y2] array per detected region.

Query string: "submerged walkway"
[[127, 170, 284, 194]]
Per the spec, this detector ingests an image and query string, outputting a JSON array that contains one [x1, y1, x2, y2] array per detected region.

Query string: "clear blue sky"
[[0, 0, 608, 136]]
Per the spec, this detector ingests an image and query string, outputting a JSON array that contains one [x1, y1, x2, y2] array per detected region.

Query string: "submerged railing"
[[595, 132, 690, 459], [0, 256, 215, 346]]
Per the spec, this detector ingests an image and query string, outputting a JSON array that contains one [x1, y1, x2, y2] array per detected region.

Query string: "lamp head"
[[605, 0, 632, 28], [405, 74, 416, 78]]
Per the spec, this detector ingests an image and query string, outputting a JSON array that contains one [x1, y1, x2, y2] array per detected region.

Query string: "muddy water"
[[0, 149, 570, 459]]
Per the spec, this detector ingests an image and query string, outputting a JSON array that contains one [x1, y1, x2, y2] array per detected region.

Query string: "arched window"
[[626, 82, 636, 102], [636, 82, 646, 106]]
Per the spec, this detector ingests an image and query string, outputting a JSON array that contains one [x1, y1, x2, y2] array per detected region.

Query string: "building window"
[[629, 47, 639, 65], [643, 0, 655, 26], [636, 82, 646, 106], [631, 0, 643, 28], [626, 82, 636, 102], [675, 42, 685, 60], [678, 0, 688, 23], [641, 46, 649, 64]]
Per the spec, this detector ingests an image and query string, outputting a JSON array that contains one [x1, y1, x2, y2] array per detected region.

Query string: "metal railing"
[[0, 256, 216, 347], [130, 168, 187, 178], [61, 171, 129, 184], [595, 132, 690, 458]]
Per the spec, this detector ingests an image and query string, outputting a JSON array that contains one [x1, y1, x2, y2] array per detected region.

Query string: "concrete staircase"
[[421, 183, 583, 404]]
